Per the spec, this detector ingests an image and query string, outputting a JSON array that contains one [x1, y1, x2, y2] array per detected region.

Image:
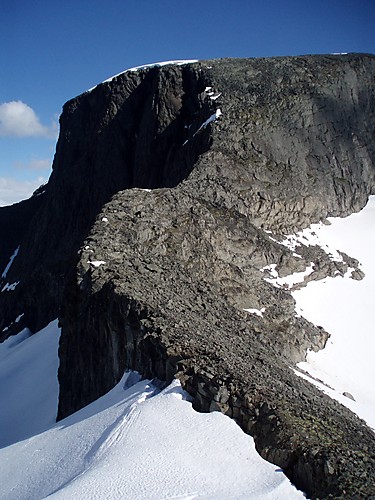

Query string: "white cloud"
[[0, 101, 56, 138], [14, 158, 52, 171], [0, 176, 47, 206]]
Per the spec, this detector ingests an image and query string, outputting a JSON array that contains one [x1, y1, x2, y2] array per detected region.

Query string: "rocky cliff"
[[1, 54, 375, 498]]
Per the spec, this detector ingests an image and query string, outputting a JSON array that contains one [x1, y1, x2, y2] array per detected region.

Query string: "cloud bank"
[[0, 101, 56, 138], [0, 176, 47, 206]]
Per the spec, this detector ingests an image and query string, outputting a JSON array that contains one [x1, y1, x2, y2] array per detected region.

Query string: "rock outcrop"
[[1, 54, 375, 498]]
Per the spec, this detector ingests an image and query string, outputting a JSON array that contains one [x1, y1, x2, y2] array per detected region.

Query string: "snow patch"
[[244, 307, 266, 317], [262, 263, 314, 289], [15, 313, 24, 323], [1, 281, 20, 292], [1, 313, 24, 332], [199, 108, 222, 129], [1, 245, 19, 278], [88, 260, 106, 268], [183, 109, 222, 146]]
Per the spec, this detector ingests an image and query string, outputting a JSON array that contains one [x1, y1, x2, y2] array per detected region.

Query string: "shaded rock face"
[[2, 54, 375, 498], [0, 64, 213, 339]]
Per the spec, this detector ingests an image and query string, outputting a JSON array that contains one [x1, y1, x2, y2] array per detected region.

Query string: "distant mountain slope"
[[1, 55, 375, 498]]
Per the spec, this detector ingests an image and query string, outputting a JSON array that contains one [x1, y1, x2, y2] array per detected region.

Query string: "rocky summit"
[[1, 54, 375, 498]]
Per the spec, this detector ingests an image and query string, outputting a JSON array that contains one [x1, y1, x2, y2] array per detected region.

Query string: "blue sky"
[[1, 0, 374, 205]]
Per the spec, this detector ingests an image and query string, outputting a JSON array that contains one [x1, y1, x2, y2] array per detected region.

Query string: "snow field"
[[0, 326, 304, 499], [262, 196, 375, 430], [292, 196, 375, 429]]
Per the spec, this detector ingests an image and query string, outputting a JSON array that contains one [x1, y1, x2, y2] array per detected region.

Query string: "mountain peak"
[[1, 55, 375, 498]]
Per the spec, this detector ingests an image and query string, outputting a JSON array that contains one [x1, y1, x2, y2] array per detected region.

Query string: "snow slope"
[[0, 326, 304, 499], [0, 320, 60, 448], [292, 196, 375, 430], [263, 196, 375, 430]]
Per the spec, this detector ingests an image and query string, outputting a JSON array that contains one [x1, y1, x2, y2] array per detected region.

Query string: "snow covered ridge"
[[88, 59, 198, 92], [0, 325, 304, 499]]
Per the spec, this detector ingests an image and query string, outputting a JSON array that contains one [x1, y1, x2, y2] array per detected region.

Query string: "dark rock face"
[[0, 193, 46, 338], [0, 64, 213, 339], [2, 54, 375, 498]]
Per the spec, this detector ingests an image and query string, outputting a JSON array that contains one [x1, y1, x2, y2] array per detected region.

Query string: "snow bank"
[[0, 371, 304, 500]]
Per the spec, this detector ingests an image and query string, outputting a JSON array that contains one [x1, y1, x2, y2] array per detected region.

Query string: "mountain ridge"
[[1, 54, 375, 498]]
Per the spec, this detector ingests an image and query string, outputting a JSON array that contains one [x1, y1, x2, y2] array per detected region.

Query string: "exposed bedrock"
[[1, 54, 374, 338], [1, 54, 375, 497], [58, 187, 375, 499]]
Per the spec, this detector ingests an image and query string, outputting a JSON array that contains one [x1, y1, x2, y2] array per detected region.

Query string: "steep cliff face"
[[0, 63, 213, 339], [189, 55, 375, 230], [1, 54, 375, 498]]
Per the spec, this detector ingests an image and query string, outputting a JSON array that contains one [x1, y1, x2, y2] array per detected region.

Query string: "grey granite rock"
[[1, 54, 375, 498]]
